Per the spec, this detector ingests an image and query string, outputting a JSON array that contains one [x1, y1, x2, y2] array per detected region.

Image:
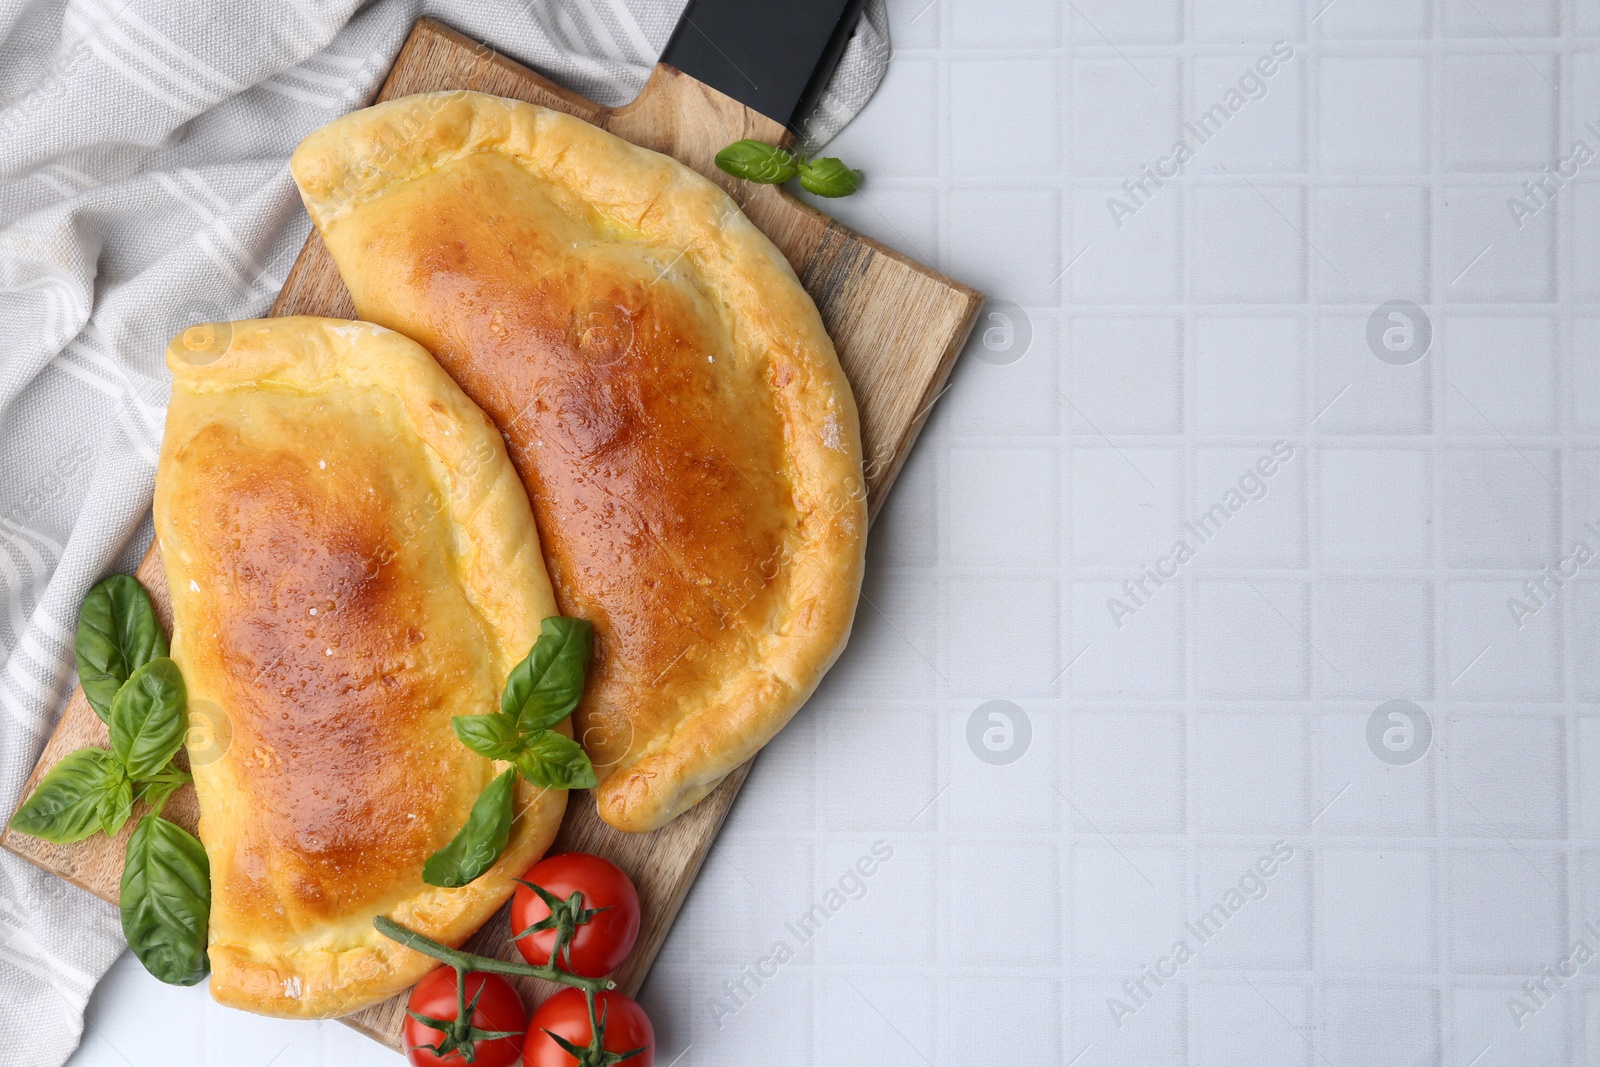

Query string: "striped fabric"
[[0, 1, 888, 1062]]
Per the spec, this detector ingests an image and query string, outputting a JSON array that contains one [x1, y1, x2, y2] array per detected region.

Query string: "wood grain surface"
[[2, 17, 982, 1052]]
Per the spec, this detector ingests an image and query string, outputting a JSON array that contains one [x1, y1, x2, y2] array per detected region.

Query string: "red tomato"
[[402, 967, 526, 1067], [512, 853, 641, 978], [524, 988, 654, 1067]]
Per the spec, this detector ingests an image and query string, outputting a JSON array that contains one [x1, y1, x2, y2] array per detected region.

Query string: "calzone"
[[154, 316, 566, 1017], [291, 92, 867, 832]]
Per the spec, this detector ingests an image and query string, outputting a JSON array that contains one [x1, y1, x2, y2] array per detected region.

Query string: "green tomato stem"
[[455, 961, 473, 1061], [374, 916, 612, 995]]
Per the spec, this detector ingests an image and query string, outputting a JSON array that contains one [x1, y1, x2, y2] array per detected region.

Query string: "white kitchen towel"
[[0, 1, 888, 1062]]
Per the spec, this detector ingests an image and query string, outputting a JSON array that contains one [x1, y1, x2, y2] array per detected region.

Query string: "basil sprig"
[[8, 571, 206, 988], [715, 139, 862, 198], [452, 616, 597, 791], [423, 768, 518, 889], [76, 574, 167, 722], [120, 812, 210, 986], [9, 749, 132, 843], [424, 617, 596, 888]]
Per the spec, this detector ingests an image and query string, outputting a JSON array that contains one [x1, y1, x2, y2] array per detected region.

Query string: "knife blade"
[[659, 0, 872, 136]]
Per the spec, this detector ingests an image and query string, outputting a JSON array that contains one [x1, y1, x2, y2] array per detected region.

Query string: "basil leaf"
[[797, 157, 862, 198], [76, 574, 167, 722], [501, 617, 593, 733], [121, 814, 210, 986], [422, 769, 517, 888], [513, 730, 598, 791], [452, 713, 523, 761], [97, 773, 135, 837], [8, 748, 128, 843], [714, 139, 800, 184], [109, 657, 188, 780]]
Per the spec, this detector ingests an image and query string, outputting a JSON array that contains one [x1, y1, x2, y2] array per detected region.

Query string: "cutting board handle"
[[609, 63, 791, 174]]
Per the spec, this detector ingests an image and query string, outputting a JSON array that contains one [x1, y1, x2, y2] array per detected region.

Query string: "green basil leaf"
[[97, 773, 135, 837], [76, 574, 167, 722], [797, 157, 862, 198], [120, 814, 210, 986], [109, 658, 188, 780], [8, 748, 128, 843], [422, 769, 517, 888], [513, 730, 598, 791], [451, 713, 523, 761], [714, 139, 801, 184], [501, 617, 593, 733]]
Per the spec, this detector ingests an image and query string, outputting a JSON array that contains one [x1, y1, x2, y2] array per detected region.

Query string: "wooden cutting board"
[[2, 17, 980, 1053]]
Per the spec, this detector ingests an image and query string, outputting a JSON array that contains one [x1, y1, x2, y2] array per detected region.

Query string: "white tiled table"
[[71, 0, 1600, 1063]]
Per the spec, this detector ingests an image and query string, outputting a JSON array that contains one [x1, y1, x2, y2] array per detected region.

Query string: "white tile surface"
[[1193, 711, 1307, 832], [1443, 314, 1560, 433], [1067, 317, 1184, 432], [1067, 0, 1181, 45], [1071, 846, 1185, 966], [1310, 185, 1431, 302], [1313, 312, 1432, 434], [1067, 446, 1184, 566], [1316, 448, 1433, 565], [1189, 56, 1306, 175], [1315, 0, 1431, 39], [1070, 709, 1186, 832], [1438, 183, 1556, 302], [1193, 579, 1310, 699], [1316, 56, 1429, 173], [1068, 58, 1181, 177], [1192, 980, 1309, 1067], [1441, 54, 1557, 171], [1070, 578, 1186, 698], [72, 0, 1600, 1063], [942, 978, 1062, 1065], [1448, 850, 1567, 973], [947, 444, 1060, 564], [1190, 184, 1308, 302], [1069, 186, 1184, 303], [1322, 985, 1439, 1066], [946, 699, 1063, 832], [1441, 0, 1559, 37], [1193, 316, 1302, 433], [1313, 709, 1436, 835], [949, 59, 1061, 176], [1318, 849, 1437, 972]]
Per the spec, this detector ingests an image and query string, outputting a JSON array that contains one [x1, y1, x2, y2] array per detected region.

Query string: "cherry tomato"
[[512, 852, 641, 978], [523, 988, 654, 1067], [402, 967, 526, 1067]]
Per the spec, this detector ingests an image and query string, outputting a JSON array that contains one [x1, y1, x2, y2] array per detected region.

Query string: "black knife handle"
[[660, 0, 872, 134]]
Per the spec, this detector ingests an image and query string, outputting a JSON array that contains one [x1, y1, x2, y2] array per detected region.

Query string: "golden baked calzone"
[[291, 92, 867, 832], [154, 316, 566, 1017]]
